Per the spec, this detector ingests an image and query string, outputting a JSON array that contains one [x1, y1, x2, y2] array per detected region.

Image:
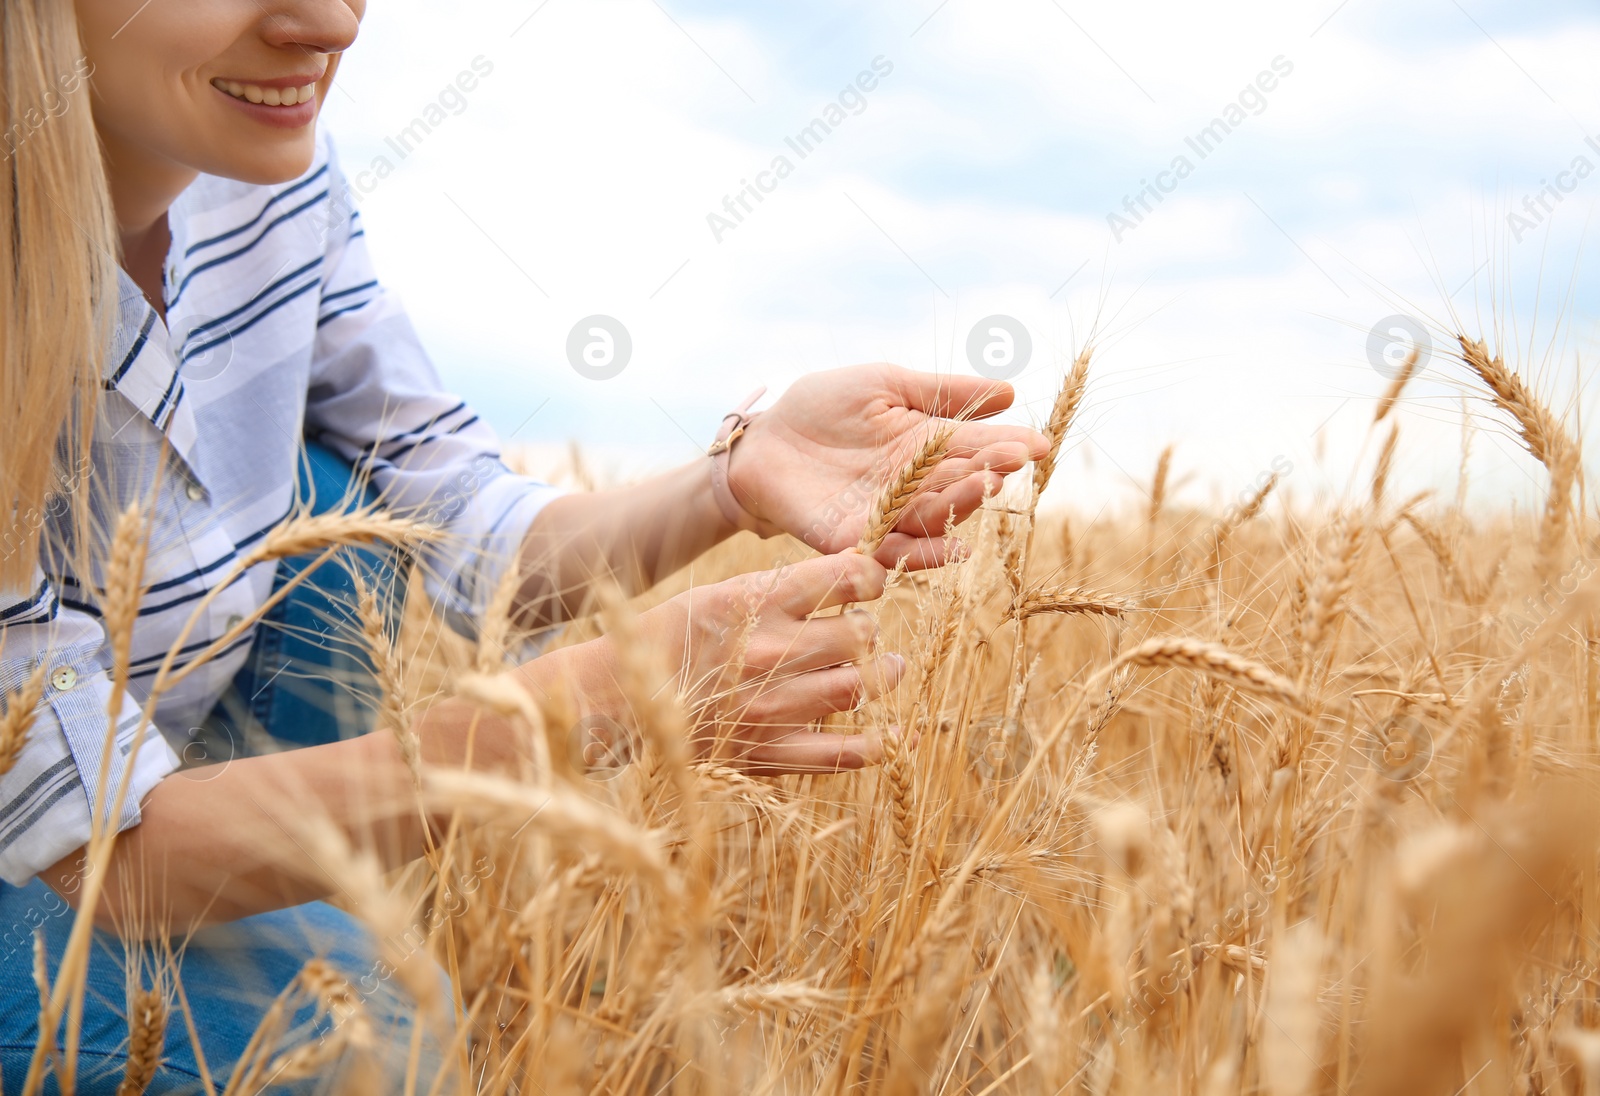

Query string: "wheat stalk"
[[476, 559, 524, 673], [1371, 423, 1399, 510], [1374, 345, 1421, 424], [41, 320, 1600, 1094], [425, 768, 674, 890], [246, 510, 443, 567]]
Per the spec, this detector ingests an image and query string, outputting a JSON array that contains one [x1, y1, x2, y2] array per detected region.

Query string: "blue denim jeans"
[[0, 442, 447, 1094], [197, 438, 409, 759]]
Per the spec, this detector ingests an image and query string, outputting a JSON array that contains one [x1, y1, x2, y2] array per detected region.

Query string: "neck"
[[99, 127, 197, 317], [100, 127, 198, 255]]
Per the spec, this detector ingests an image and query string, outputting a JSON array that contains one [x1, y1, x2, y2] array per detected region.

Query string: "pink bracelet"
[[708, 387, 778, 536]]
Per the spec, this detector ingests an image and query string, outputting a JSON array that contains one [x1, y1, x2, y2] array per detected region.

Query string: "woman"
[[0, 0, 1048, 1089]]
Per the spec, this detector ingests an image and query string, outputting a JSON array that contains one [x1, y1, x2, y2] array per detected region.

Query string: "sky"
[[320, 0, 1600, 514]]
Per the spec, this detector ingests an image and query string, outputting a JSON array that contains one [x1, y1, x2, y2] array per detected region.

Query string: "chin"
[[211, 141, 319, 186]]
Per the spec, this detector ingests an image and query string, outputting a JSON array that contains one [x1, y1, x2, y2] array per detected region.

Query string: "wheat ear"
[[1456, 336, 1575, 473], [1147, 444, 1174, 527], [353, 570, 418, 785], [1457, 335, 1578, 576], [1117, 636, 1304, 710], [116, 988, 167, 1096], [1207, 472, 1280, 582], [264, 960, 374, 1083], [1301, 516, 1364, 669], [1402, 511, 1479, 603], [880, 728, 915, 858], [100, 502, 150, 711], [1008, 585, 1136, 620], [1032, 346, 1092, 502], [0, 661, 48, 778], [858, 424, 955, 555]]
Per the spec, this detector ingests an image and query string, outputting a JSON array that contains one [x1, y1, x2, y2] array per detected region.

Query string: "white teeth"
[[212, 78, 318, 107]]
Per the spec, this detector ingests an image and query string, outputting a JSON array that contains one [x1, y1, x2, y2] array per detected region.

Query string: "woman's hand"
[[723, 364, 1051, 569], [555, 552, 902, 775]]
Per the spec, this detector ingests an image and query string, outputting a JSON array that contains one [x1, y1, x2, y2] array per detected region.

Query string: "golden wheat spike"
[[1456, 335, 1574, 473], [1031, 345, 1092, 502], [858, 424, 955, 554], [116, 988, 167, 1096], [0, 661, 48, 779], [1117, 635, 1304, 710], [1008, 584, 1137, 621]]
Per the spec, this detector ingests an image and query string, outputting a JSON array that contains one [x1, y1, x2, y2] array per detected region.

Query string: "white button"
[[225, 614, 244, 631], [186, 481, 205, 501], [50, 667, 77, 691]]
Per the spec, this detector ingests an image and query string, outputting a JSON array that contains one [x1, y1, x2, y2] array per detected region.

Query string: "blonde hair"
[[1, 0, 117, 592]]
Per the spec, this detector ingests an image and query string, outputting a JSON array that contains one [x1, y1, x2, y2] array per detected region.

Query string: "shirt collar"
[[104, 269, 204, 485]]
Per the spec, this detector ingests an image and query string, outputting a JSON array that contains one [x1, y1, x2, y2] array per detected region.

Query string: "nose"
[[257, 0, 362, 58]]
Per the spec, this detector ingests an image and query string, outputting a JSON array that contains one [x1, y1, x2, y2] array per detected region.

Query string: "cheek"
[[79, 7, 232, 137], [78, 2, 320, 185]]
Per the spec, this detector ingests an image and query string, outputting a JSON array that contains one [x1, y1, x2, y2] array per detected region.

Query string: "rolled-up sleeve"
[[304, 137, 563, 639], [0, 568, 180, 886]]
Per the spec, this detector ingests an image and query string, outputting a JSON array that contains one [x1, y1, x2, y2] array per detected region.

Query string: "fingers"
[[710, 730, 881, 776], [874, 531, 968, 571], [947, 421, 1052, 464], [768, 551, 888, 617], [736, 729, 884, 776], [704, 654, 905, 774], [897, 472, 1005, 536], [750, 610, 879, 674], [883, 366, 1016, 421], [727, 654, 906, 726]]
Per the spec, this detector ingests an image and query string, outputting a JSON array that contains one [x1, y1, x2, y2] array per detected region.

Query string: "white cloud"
[[320, 0, 1600, 513]]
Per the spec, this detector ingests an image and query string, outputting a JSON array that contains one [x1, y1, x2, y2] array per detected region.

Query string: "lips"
[[210, 77, 318, 107]]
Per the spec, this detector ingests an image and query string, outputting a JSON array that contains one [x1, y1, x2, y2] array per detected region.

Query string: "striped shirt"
[[0, 130, 562, 886]]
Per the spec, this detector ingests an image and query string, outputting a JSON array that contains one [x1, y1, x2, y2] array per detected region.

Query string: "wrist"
[[708, 387, 781, 538], [692, 452, 743, 544]]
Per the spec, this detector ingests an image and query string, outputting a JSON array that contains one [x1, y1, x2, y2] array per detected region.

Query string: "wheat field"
[[19, 330, 1600, 1095]]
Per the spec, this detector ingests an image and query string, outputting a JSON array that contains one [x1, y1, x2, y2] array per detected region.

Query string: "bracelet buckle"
[[708, 387, 773, 535]]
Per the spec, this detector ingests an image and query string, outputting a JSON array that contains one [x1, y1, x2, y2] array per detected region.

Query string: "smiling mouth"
[[211, 78, 317, 107]]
